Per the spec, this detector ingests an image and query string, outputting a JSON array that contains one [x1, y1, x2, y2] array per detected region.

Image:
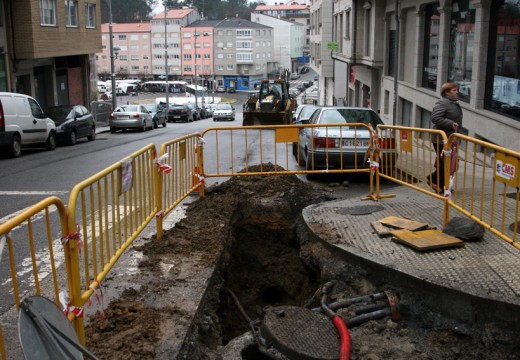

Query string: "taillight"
[[379, 137, 396, 149], [109, 113, 114, 119], [133, 113, 140, 118], [313, 137, 337, 148], [0, 100, 4, 131]]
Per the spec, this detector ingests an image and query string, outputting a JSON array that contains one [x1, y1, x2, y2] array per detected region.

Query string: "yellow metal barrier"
[[66, 144, 158, 344], [376, 125, 449, 199], [0, 196, 70, 360], [445, 133, 520, 249], [199, 123, 377, 178], [157, 133, 203, 240]]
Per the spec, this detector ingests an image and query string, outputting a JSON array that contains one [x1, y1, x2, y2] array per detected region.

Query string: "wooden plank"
[[391, 229, 464, 251], [371, 221, 392, 238], [378, 216, 429, 231]]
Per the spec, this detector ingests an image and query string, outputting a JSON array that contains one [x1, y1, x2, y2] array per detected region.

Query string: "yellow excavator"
[[243, 70, 296, 126]]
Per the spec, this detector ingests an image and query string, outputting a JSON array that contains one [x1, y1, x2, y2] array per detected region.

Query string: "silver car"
[[297, 107, 396, 172], [109, 105, 153, 133], [212, 103, 235, 121]]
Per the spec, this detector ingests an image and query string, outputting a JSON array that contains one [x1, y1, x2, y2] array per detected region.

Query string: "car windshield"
[[318, 108, 382, 129], [186, 103, 195, 109], [117, 105, 139, 112], [170, 105, 185, 110], [216, 104, 231, 110], [47, 106, 74, 120], [299, 106, 319, 119], [143, 104, 156, 112]]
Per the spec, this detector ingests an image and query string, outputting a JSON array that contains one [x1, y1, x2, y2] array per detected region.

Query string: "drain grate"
[[260, 306, 339, 360], [337, 205, 385, 216]]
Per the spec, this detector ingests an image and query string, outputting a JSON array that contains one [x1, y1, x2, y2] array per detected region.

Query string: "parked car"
[[289, 88, 301, 97], [313, 74, 319, 81], [206, 103, 217, 117], [300, 66, 310, 74], [290, 73, 300, 80], [228, 87, 236, 93], [167, 104, 193, 123], [297, 107, 396, 172], [296, 84, 306, 92], [0, 92, 57, 157], [303, 80, 313, 88], [199, 104, 211, 119], [109, 104, 153, 133], [216, 86, 226, 93], [142, 103, 167, 128], [292, 105, 320, 155], [46, 104, 96, 145], [212, 103, 235, 121], [186, 102, 201, 120]]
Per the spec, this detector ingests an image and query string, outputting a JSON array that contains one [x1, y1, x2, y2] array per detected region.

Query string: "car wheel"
[[110, 127, 116, 133], [88, 127, 96, 141], [68, 131, 77, 146], [9, 134, 22, 157], [154, 119, 159, 129], [162, 119, 167, 128], [141, 122, 146, 132], [46, 131, 57, 151]]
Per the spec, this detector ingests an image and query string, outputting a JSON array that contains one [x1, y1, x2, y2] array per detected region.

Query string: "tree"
[[101, 0, 154, 23]]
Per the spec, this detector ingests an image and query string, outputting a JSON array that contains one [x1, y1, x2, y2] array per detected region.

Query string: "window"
[[131, 66, 140, 71], [363, 1, 371, 57], [65, 0, 78, 27], [227, 65, 234, 70], [184, 54, 192, 61], [85, 3, 95, 28], [422, 3, 440, 90], [217, 54, 224, 59], [448, 0, 475, 103], [236, 29, 252, 37], [184, 65, 192, 71], [40, 0, 56, 25], [218, 65, 224, 70], [236, 53, 252, 61], [118, 35, 127, 40], [236, 41, 252, 49], [486, 0, 520, 121], [204, 54, 210, 59], [131, 55, 139, 61], [119, 55, 128, 61]]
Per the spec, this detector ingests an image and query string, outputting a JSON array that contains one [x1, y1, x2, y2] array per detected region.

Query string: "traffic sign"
[[327, 41, 339, 50]]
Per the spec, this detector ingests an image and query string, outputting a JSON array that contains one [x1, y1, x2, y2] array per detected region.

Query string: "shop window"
[[422, 3, 440, 90]]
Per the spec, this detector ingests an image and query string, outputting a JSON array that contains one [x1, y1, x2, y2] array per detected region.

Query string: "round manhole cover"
[[260, 306, 339, 360], [337, 205, 385, 215]]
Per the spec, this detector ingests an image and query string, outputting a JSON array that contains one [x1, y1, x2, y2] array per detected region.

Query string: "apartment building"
[[181, 21, 216, 86], [99, 23, 152, 80], [250, 13, 305, 73], [212, 18, 275, 91], [0, 0, 102, 109], [253, 2, 311, 55], [323, 0, 520, 151], [150, 8, 201, 79], [309, 0, 334, 106]]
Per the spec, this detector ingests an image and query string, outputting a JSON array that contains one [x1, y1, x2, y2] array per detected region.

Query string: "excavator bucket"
[[242, 111, 290, 126]]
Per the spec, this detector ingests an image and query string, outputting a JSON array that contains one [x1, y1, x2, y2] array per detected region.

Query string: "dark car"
[[300, 66, 310, 74], [303, 80, 313, 88], [228, 87, 236, 93], [297, 84, 306, 92], [142, 103, 167, 128], [46, 105, 96, 145], [167, 104, 194, 123]]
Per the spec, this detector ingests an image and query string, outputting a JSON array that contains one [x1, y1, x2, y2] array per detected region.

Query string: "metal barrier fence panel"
[[157, 134, 202, 239], [0, 196, 70, 360], [377, 126, 449, 199], [200, 123, 379, 178], [446, 133, 520, 249], [66, 144, 158, 344]]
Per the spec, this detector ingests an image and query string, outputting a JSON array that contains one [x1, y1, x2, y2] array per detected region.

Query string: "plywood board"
[[378, 216, 429, 231], [371, 221, 392, 238], [391, 229, 464, 251]]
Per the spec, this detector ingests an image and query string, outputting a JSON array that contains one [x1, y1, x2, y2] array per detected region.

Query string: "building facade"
[[99, 23, 152, 80], [0, 0, 102, 109], [250, 13, 305, 73], [150, 8, 201, 80], [212, 18, 275, 91], [181, 21, 216, 87]]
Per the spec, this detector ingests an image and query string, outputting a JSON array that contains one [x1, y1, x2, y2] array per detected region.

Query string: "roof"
[[183, 20, 223, 28], [213, 18, 272, 29], [101, 23, 151, 33], [151, 8, 194, 20], [255, 4, 309, 11]]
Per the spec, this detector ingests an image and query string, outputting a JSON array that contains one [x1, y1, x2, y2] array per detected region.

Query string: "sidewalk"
[[302, 184, 520, 327]]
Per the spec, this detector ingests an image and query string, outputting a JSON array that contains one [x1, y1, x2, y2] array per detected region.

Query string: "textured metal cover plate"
[[260, 306, 340, 360], [336, 205, 385, 215]]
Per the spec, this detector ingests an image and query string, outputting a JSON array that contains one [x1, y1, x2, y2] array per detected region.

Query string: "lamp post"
[[108, 0, 117, 109], [164, 2, 169, 111]]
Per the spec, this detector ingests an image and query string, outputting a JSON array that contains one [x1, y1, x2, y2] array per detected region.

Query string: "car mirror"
[[301, 119, 310, 124]]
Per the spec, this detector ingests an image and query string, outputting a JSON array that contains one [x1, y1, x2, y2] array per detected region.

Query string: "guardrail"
[[0, 197, 70, 360]]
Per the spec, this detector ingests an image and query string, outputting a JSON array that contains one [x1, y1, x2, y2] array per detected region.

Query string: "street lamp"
[[164, 2, 169, 111], [108, 0, 118, 110]]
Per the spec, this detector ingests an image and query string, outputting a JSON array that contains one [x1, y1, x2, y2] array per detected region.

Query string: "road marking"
[[0, 191, 68, 195], [0, 206, 58, 230]]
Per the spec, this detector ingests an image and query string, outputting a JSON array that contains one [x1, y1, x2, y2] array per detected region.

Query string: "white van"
[[0, 92, 57, 157]]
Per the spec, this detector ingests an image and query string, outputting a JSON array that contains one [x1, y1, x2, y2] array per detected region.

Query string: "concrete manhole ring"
[[336, 205, 385, 216]]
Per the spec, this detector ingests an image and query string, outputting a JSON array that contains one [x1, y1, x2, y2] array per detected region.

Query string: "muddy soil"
[[85, 165, 519, 360]]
